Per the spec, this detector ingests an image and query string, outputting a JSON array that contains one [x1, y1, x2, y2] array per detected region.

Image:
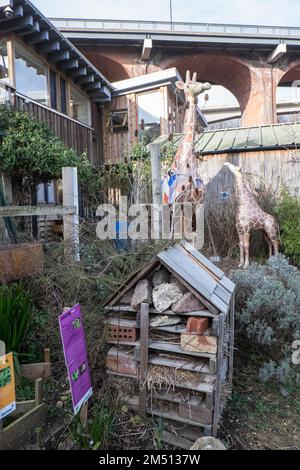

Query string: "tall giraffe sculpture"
[[224, 162, 279, 268], [164, 71, 211, 205]]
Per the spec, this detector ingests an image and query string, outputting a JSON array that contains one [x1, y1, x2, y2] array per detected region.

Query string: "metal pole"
[[169, 0, 173, 29]]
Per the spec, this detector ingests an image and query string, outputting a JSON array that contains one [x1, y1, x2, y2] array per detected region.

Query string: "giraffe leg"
[[271, 238, 279, 256], [264, 233, 273, 257], [243, 232, 250, 268], [238, 233, 245, 268]]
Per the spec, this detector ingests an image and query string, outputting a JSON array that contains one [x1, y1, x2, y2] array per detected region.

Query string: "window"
[[50, 69, 57, 109], [0, 38, 9, 83], [69, 85, 91, 125], [14, 42, 49, 105], [36, 181, 56, 204], [60, 77, 67, 114], [107, 109, 128, 133], [137, 91, 161, 141]]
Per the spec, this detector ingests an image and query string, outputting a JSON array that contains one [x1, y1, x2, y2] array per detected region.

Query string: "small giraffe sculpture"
[[224, 162, 279, 268], [167, 70, 211, 204]]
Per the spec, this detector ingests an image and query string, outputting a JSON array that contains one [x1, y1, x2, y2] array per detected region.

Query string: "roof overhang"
[[112, 68, 208, 128], [112, 68, 183, 96], [0, 0, 114, 102]]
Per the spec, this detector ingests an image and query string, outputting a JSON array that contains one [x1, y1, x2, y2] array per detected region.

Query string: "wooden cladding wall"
[[102, 95, 131, 164], [200, 149, 300, 200], [102, 86, 185, 164], [13, 94, 98, 165]]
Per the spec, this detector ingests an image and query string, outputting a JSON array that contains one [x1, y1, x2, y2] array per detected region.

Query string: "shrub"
[[275, 189, 300, 265], [205, 197, 238, 258], [0, 106, 91, 184], [0, 283, 33, 358], [232, 255, 300, 385]]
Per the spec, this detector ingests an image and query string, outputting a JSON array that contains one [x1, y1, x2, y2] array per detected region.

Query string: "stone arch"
[[275, 58, 300, 122], [77, 46, 130, 82], [161, 54, 252, 125]]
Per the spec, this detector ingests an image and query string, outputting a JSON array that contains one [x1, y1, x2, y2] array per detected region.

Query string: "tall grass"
[[0, 283, 33, 357]]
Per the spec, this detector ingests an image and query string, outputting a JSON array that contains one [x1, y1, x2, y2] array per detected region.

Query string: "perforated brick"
[[105, 325, 137, 343]]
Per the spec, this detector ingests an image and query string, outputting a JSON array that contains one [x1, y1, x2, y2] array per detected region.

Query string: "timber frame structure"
[[104, 240, 235, 444]]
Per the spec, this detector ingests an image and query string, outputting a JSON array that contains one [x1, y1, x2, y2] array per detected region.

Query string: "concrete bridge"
[[51, 18, 300, 126]]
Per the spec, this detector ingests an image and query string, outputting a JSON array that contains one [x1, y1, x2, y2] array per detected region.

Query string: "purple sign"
[[59, 304, 92, 414]]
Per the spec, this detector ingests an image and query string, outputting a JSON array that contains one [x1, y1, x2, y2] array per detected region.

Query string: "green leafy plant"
[[275, 189, 300, 265], [232, 255, 300, 385], [0, 106, 92, 184], [70, 404, 116, 450], [0, 283, 33, 357]]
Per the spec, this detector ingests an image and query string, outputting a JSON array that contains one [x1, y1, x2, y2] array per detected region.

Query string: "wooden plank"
[[43, 349, 50, 363], [159, 247, 218, 297], [0, 404, 46, 450], [161, 430, 193, 450], [148, 340, 216, 360], [126, 396, 212, 430], [212, 313, 225, 438], [228, 294, 235, 388], [146, 408, 212, 431], [107, 370, 137, 380], [21, 362, 51, 380], [0, 206, 75, 217], [180, 240, 225, 279], [139, 303, 149, 417], [148, 355, 213, 379], [104, 259, 159, 308], [35, 378, 43, 407], [106, 305, 217, 318], [107, 340, 138, 346], [11, 401, 35, 417], [105, 318, 136, 328]]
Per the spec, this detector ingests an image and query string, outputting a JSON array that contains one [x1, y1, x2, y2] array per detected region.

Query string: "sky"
[[34, 0, 300, 27], [33, 0, 299, 107]]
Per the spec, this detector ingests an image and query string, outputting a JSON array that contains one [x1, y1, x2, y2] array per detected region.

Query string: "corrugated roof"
[[153, 121, 300, 155]]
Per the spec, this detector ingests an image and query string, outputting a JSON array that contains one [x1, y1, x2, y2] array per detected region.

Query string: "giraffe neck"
[[174, 98, 197, 171], [235, 175, 258, 209]]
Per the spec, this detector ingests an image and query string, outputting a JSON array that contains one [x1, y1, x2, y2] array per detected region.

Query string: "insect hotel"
[[104, 240, 235, 444]]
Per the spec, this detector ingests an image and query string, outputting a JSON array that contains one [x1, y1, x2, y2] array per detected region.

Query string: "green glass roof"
[[153, 122, 300, 155]]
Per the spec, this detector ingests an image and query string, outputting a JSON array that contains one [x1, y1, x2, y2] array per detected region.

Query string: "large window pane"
[[70, 85, 91, 125], [0, 38, 9, 83], [50, 69, 57, 109], [60, 77, 67, 114], [14, 42, 49, 105], [137, 91, 161, 142]]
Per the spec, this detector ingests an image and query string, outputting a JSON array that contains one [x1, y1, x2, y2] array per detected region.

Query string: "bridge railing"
[[50, 17, 300, 37]]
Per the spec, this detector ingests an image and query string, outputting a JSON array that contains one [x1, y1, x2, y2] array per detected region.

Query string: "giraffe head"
[[224, 162, 242, 178], [176, 70, 211, 102]]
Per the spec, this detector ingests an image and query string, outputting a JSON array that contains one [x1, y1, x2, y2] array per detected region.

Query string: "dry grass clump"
[[146, 365, 201, 393]]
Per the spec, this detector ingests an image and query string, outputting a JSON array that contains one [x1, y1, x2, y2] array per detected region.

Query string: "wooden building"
[[104, 240, 235, 445], [102, 68, 208, 163], [0, 0, 114, 241], [155, 122, 300, 199], [0, 0, 113, 170]]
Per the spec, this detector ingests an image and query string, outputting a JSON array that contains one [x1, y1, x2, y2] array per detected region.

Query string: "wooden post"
[[149, 144, 162, 205], [43, 349, 50, 364], [212, 313, 225, 438], [139, 303, 149, 417], [62, 167, 80, 262], [79, 401, 88, 429], [228, 293, 235, 388], [34, 378, 43, 407]]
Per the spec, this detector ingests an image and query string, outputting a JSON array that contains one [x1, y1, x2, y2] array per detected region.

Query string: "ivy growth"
[[0, 106, 91, 184]]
